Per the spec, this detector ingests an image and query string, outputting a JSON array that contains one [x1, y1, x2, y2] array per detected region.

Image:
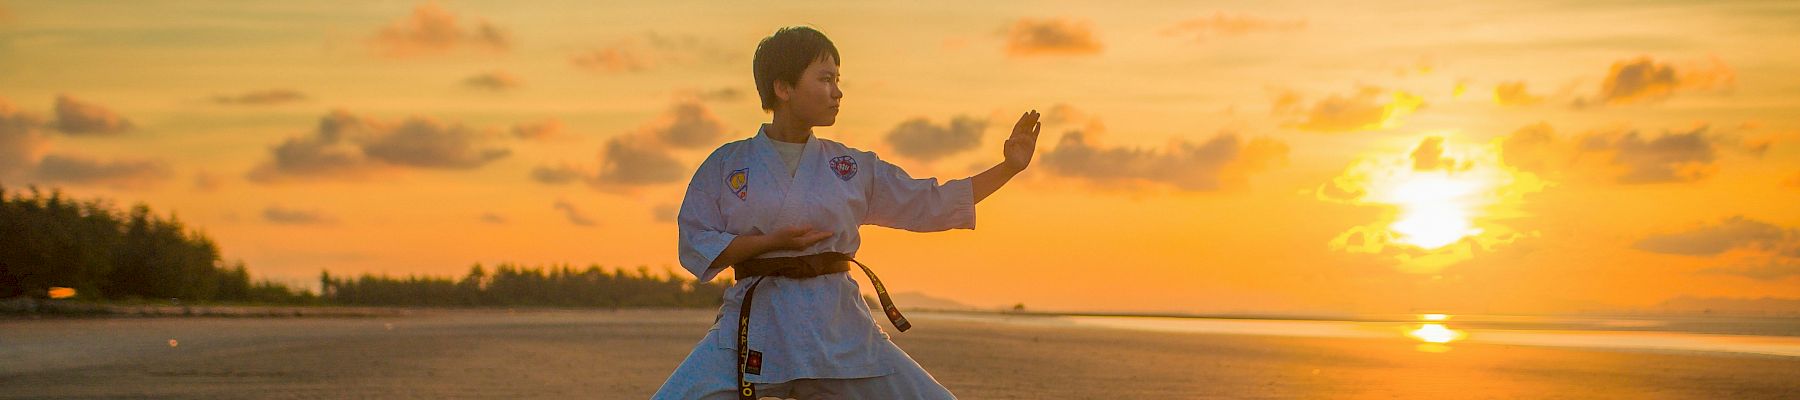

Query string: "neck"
[[765, 112, 812, 143]]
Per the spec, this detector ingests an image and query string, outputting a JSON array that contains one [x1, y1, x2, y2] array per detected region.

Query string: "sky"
[[2, 0, 1797, 315]]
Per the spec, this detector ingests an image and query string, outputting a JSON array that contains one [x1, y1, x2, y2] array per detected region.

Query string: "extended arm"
[[971, 110, 1041, 204]]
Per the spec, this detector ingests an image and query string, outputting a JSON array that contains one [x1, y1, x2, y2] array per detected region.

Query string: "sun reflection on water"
[[1407, 314, 1465, 352]]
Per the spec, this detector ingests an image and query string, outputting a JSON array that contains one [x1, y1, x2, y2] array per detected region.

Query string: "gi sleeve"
[[863, 153, 977, 232], [677, 157, 737, 282]]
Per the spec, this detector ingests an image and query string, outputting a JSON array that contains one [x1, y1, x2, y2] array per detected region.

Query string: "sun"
[[1381, 173, 1485, 249]]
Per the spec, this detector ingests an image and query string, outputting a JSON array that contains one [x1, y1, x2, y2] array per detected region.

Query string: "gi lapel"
[[771, 132, 821, 230]]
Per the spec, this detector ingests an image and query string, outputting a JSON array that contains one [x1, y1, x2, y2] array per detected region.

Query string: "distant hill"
[[1652, 296, 1800, 316]]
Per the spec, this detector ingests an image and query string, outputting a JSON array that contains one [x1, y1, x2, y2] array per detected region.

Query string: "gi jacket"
[[677, 124, 976, 383]]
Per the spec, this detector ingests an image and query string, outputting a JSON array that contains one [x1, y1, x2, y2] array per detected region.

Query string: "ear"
[[774, 79, 793, 105]]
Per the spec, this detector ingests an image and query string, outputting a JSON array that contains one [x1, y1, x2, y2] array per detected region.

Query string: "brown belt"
[[732, 252, 910, 400]]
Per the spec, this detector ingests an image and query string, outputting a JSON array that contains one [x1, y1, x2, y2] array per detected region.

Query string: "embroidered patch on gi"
[[828, 155, 857, 181], [726, 168, 749, 201], [745, 350, 763, 375]]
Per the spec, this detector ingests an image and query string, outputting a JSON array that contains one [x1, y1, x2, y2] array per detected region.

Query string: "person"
[[652, 25, 1041, 400]]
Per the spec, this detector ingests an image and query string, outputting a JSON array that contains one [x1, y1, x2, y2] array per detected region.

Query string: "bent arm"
[[707, 234, 777, 271], [705, 227, 835, 271]]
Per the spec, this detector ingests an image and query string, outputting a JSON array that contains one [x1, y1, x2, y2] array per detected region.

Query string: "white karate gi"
[[653, 124, 972, 399]]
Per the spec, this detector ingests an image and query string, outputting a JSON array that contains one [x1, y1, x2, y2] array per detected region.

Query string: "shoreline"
[[4, 309, 1797, 399]]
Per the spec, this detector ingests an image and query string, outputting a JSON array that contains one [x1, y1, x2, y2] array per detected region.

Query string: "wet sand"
[[2, 308, 1797, 399]]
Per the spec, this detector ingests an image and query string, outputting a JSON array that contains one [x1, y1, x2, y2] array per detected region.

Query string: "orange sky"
[[1, 0, 1796, 315]]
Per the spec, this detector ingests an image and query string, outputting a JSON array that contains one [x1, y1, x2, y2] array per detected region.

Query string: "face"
[[776, 55, 843, 127]]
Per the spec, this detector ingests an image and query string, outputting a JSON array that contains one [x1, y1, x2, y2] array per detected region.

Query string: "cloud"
[[594, 136, 685, 186], [1588, 128, 1717, 183], [678, 87, 745, 103], [1003, 18, 1103, 57], [263, 205, 334, 225], [1493, 81, 1543, 106], [1410, 136, 1467, 172], [1274, 86, 1424, 133], [1041, 128, 1287, 191], [650, 101, 727, 149], [553, 200, 597, 226], [1635, 216, 1788, 256], [529, 163, 584, 184], [30, 154, 172, 189], [1582, 56, 1734, 106], [0, 99, 50, 178], [193, 171, 224, 192], [1499, 122, 1731, 184], [3, 97, 168, 189], [528, 100, 728, 191], [570, 32, 738, 74], [213, 89, 307, 105], [651, 202, 677, 223], [1160, 12, 1306, 42], [462, 71, 521, 91], [248, 109, 512, 183], [511, 119, 564, 141], [359, 118, 512, 169], [53, 94, 133, 135], [571, 47, 650, 73], [369, 2, 510, 58], [479, 212, 506, 224], [884, 116, 987, 163], [1635, 216, 1800, 281]]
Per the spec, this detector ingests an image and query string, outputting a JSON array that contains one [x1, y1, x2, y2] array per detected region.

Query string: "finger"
[[1031, 121, 1041, 136], [1014, 111, 1029, 131]]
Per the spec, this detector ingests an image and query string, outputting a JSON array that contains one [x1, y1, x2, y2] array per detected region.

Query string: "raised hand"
[[1003, 110, 1042, 172]]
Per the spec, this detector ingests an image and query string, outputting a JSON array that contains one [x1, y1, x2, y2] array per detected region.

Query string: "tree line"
[[320, 264, 728, 308], [1, 183, 727, 308]]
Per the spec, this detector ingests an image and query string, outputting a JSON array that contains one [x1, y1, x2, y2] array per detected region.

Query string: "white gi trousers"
[[651, 327, 956, 400]]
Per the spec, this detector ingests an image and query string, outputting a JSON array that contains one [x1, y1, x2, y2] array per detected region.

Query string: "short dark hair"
[[753, 26, 841, 112]]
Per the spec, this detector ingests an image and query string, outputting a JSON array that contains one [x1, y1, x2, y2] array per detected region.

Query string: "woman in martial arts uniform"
[[652, 25, 1041, 400]]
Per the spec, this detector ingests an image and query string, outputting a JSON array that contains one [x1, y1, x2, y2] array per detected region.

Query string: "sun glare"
[[1323, 134, 1545, 271], [1383, 174, 1484, 249], [1408, 323, 1464, 344]]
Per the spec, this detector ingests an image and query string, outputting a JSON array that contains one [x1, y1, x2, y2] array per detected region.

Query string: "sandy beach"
[[2, 308, 1797, 399]]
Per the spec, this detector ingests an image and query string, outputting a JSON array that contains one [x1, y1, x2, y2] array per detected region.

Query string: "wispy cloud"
[[0, 99, 50, 179], [570, 32, 739, 74], [1273, 86, 1424, 133], [462, 70, 522, 91], [264, 205, 335, 225], [212, 89, 308, 106], [369, 2, 510, 58], [1003, 18, 1103, 57], [1636, 216, 1800, 281], [1161, 12, 1306, 43], [31, 154, 172, 189], [553, 200, 597, 227], [1042, 127, 1287, 191], [1493, 81, 1543, 106]]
